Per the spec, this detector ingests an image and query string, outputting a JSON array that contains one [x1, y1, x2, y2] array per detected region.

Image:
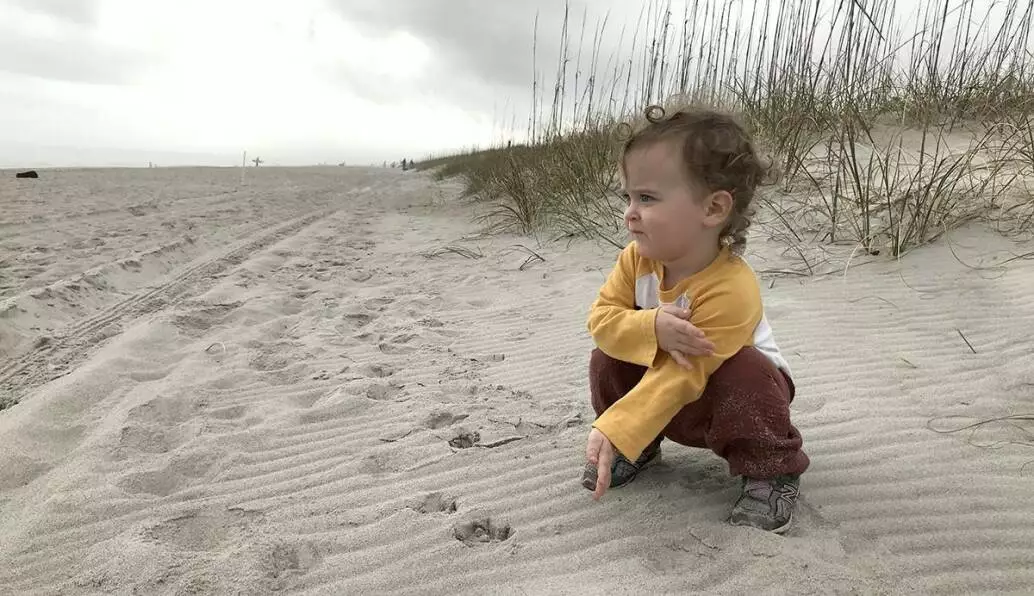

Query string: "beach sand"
[[1, 166, 1032, 594]]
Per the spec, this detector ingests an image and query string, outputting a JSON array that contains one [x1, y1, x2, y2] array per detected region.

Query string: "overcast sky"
[[0, 0, 1008, 168], [0, 0, 654, 167]]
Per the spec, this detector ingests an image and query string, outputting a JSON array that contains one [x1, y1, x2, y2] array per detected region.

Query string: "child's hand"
[[585, 428, 616, 500], [655, 305, 714, 365]]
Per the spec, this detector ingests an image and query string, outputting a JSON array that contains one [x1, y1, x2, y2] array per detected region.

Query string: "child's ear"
[[704, 191, 733, 226]]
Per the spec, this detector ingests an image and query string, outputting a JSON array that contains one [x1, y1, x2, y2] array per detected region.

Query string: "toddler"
[[581, 105, 809, 534]]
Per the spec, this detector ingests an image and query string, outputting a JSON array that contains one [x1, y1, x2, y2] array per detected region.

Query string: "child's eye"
[[640, 194, 656, 203], [620, 192, 631, 204]]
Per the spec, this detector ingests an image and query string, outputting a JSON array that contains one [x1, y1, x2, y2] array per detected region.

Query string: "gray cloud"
[[0, 0, 148, 85], [0, 27, 146, 85], [327, 0, 576, 94], [7, 0, 101, 26], [324, 0, 655, 130]]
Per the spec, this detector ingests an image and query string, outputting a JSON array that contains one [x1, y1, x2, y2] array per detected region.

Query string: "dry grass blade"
[[509, 244, 547, 270], [928, 414, 1034, 444], [955, 328, 978, 354], [421, 246, 484, 260], [999, 249, 1034, 265]]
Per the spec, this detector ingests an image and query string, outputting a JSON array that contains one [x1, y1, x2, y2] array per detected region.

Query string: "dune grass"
[[425, 0, 1034, 261]]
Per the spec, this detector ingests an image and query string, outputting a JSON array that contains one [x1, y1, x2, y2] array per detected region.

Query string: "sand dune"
[[0, 167, 1032, 594]]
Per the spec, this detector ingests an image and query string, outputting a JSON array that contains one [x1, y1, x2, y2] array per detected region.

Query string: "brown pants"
[[589, 347, 809, 478]]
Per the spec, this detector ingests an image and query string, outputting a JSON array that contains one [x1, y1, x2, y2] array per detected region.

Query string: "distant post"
[[241, 151, 247, 186]]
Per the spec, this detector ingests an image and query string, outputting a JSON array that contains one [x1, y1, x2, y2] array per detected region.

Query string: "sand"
[[0, 165, 1032, 595]]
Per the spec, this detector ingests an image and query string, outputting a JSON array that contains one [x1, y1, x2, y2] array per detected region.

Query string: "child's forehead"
[[622, 141, 687, 186]]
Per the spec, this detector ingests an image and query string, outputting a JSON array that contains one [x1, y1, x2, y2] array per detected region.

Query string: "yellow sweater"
[[587, 242, 764, 461]]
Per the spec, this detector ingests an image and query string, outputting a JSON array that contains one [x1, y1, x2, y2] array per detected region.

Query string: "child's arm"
[[591, 267, 763, 461], [586, 244, 660, 368]]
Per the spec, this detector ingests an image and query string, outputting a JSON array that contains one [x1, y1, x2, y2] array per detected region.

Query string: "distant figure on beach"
[[401, 158, 408, 171], [581, 105, 808, 534], [15, 170, 38, 179]]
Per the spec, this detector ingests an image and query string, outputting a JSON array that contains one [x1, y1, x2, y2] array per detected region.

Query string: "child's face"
[[620, 140, 725, 263]]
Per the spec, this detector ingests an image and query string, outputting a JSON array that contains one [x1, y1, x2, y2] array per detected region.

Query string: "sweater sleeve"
[[586, 243, 660, 368], [591, 263, 764, 461]]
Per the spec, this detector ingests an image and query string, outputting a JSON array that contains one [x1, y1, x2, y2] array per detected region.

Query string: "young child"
[[580, 105, 809, 534]]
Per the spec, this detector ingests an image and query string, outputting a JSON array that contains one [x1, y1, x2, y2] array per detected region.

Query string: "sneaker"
[[728, 474, 800, 533], [581, 437, 662, 491]]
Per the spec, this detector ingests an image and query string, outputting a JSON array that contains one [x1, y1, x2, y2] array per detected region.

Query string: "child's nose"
[[623, 203, 638, 222]]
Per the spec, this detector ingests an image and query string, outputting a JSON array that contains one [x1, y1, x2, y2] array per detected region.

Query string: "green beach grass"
[[421, 0, 1034, 260]]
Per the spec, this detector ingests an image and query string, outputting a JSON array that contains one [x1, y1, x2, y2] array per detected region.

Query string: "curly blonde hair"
[[618, 104, 770, 255]]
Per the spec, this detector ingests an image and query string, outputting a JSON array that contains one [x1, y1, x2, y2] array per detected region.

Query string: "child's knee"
[[708, 347, 790, 401], [589, 348, 643, 380], [589, 348, 648, 412]]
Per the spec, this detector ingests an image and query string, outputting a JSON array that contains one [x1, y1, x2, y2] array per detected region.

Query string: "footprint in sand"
[[345, 239, 376, 253], [207, 404, 249, 420], [447, 429, 480, 449], [342, 312, 376, 328], [424, 411, 469, 429], [0, 455, 50, 490], [354, 331, 381, 343], [127, 366, 175, 383], [170, 301, 243, 337], [265, 540, 323, 580], [247, 346, 292, 371], [126, 394, 195, 426], [378, 341, 416, 355], [408, 492, 458, 514], [119, 450, 226, 497], [363, 296, 395, 312], [354, 382, 403, 401], [389, 332, 419, 344], [360, 363, 394, 378], [144, 506, 263, 551], [117, 395, 199, 455], [118, 469, 185, 497], [117, 423, 197, 455], [452, 518, 513, 546], [289, 389, 325, 409], [265, 362, 309, 387]]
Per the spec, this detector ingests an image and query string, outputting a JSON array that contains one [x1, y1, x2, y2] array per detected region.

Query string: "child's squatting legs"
[[586, 346, 809, 532], [589, 346, 808, 477]]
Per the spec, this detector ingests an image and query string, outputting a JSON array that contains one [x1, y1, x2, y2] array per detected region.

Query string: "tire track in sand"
[[0, 208, 336, 406]]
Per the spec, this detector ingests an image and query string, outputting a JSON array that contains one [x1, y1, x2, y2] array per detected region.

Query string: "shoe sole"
[[729, 510, 794, 534], [770, 511, 794, 534]]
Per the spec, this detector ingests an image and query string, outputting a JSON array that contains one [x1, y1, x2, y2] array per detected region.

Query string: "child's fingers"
[[585, 436, 600, 466], [676, 335, 713, 356], [594, 447, 613, 500], [671, 350, 693, 369], [660, 305, 691, 320], [586, 428, 608, 466], [676, 319, 705, 338], [693, 338, 716, 353]]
